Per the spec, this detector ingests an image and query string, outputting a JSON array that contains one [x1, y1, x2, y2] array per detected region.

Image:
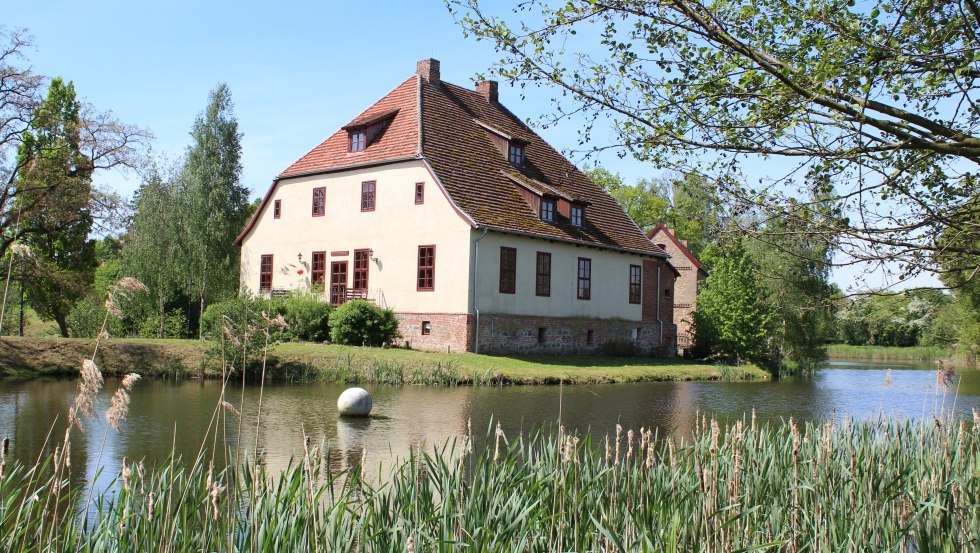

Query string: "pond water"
[[1, 359, 978, 484]]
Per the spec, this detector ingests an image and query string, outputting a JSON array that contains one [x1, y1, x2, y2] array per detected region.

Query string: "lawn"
[[0, 336, 769, 383]]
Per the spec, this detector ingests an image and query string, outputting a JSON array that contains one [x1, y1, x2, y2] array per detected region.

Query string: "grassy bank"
[[826, 343, 977, 365], [2, 417, 975, 551], [0, 336, 768, 384]]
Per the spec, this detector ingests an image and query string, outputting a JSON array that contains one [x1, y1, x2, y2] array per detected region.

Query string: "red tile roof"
[[237, 68, 667, 258]]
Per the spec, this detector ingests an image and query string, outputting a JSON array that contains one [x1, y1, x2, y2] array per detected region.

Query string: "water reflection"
[[1, 360, 977, 490]]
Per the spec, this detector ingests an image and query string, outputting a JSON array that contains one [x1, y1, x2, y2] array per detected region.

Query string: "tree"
[[0, 28, 150, 256], [14, 78, 96, 336], [586, 166, 669, 231], [449, 0, 980, 283], [691, 241, 773, 365], [123, 160, 188, 337], [182, 84, 249, 337]]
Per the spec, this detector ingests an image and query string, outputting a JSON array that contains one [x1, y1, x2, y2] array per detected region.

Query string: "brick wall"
[[395, 312, 473, 353]]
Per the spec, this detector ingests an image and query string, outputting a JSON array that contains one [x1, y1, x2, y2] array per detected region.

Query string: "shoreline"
[[0, 336, 769, 384], [826, 344, 976, 366]]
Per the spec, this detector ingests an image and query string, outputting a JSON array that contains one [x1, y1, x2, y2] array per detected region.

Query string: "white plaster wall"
[[474, 232, 647, 321], [240, 161, 473, 313]]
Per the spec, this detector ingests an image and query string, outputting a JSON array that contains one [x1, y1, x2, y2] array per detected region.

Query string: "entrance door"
[[330, 261, 348, 306]]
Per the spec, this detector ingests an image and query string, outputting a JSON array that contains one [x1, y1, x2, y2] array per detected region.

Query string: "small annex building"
[[647, 225, 707, 354], [236, 59, 678, 355]]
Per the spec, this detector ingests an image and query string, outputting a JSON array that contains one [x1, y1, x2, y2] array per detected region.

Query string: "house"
[[236, 59, 677, 355], [647, 225, 707, 354]]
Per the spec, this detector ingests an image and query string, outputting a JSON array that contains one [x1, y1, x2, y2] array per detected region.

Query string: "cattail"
[[407, 535, 416, 553], [604, 434, 611, 465], [121, 457, 132, 493], [626, 429, 635, 462], [710, 419, 720, 456], [884, 369, 892, 387], [493, 422, 504, 464], [614, 424, 622, 467], [973, 408, 980, 429], [106, 373, 141, 431], [0, 437, 7, 480], [146, 492, 156, 523]]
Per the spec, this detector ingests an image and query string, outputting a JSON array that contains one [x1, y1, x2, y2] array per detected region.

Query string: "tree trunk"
[[54, 311, 69, 338]]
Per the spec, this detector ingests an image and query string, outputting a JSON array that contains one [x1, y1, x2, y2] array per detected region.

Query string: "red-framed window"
[[417, 245, 435, 291], [312, 187, 325, 217], [499, 247, 516, 294], [353, 249, 370, 290], [361, 181, 376, 211], [570, 205, 584, 227], [349, 130, 366, 152], [577, 257, 591, 300], [311, 251, 326, 288], [274, 199, 281, 219], [259, 255, 273, 292], [540, 198, 555, 222], [629, 264, 642, 304], [508, 142, 524, 166], [535, 252, 551, 297], [415, 182, 425, 204]]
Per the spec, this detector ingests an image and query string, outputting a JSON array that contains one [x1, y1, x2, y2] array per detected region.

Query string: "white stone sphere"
[[337, 387, 372, 417]]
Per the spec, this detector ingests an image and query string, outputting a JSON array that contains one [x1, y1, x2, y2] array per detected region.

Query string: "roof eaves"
[[277, 156, 420, 180], [478, 224, 669, 259]]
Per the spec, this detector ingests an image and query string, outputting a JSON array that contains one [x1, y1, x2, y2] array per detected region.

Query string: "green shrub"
[[138, 308, 189, 338], [67, 298, 124, 338], [329, 300, 400, 346], [279, 294, 331, 342]]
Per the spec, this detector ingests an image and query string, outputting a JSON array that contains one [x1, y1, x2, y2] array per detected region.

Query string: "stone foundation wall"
[[395, 312, 677, 356]]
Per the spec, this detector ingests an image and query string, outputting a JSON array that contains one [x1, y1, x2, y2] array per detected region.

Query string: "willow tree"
[[449, 0, 980, 283]]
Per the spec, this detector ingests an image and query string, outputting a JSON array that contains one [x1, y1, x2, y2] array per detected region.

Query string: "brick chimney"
[[476, 80, 498, 103], [417, 59, 440, 83]]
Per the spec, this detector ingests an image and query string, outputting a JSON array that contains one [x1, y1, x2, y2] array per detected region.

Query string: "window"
[[540, 198, 556, 222], [629, 265, 642, 304], [311, 251, 326, 288], [664, 288, 672, 297], [259, 255, 273, 292], [535, 252, 551, 297], [361, 181, 376, 211], [508, 143, 524, 166], [570, 205, 584, 227], [349, 130, 366, 152], [353, 249, 370, 290], [656, 243, 667, 251], [415, 182, 425, 204], [537, 327, 546, 344], [499, 247, 516, 294], [631, 328, 641, 341], [586, 329, 594, 346], [274, 199, 281, 219], [312, 187, 325, 217], [422, 321, 431, 335], [577, 257, 591, 300], [417, 245, 435, 291]]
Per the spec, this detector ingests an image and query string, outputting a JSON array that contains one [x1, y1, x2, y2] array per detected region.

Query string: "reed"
[[2, 415, 976, 552]]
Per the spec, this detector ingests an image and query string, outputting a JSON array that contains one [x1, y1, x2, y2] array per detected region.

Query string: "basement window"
[[422, 321, 431, 335], [538, 327, 546, 344]]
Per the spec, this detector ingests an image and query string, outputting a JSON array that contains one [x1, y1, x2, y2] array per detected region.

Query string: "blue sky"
[[6, 0, 937, 290]]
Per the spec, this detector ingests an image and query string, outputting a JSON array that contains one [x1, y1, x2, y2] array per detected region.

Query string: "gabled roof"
[[647, 224, 707, 275], [237, 62, 667, 257]]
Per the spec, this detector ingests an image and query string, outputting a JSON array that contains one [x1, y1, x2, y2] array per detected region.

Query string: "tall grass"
[[2, 414, 976, 552]]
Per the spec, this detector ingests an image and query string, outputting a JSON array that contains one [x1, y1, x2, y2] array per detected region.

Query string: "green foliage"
[[182, 84, 250, 336], [15, 78, 97, 337], [692, 241, 773, 365], [278, 294, 331, 342], [329, 300, 400, 347], [137, 309, 189, 339], [66, 297, 123, 338], [835, 291, 953, 347], [599, 338, 642, 357], [451, 0, 980, 279], [3, 418, 975, 551]]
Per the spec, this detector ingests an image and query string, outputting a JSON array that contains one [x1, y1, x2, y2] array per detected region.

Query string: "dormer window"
[[570, 205, 584, 227], [540, 198, 556, 222], [508, 143, 524, 166], [349, 130, 367, 152]]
